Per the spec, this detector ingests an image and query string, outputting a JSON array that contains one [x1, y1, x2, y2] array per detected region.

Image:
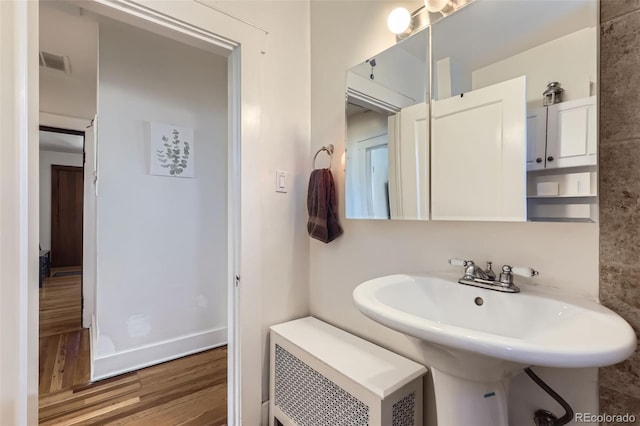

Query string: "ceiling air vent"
[[39, 51, 71, 75]]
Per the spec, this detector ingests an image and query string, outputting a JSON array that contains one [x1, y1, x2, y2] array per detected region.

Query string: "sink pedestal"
[[431, 367, 509, 426]]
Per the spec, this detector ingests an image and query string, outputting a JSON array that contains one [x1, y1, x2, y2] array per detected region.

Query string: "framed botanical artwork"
[[150, 122, 195, 178]]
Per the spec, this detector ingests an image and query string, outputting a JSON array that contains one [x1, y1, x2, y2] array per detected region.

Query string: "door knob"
[[536, 157, 542, 163], [547, 156, 554, 162]]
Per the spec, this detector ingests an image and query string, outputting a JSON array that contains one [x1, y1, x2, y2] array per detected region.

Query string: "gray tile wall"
[[600, 0, 640, 420]]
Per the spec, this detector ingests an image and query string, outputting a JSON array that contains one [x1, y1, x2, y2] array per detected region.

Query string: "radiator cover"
[[269, 317, 425, 426], [275, 344, 370, 426]]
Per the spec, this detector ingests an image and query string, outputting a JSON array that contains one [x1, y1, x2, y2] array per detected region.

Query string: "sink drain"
[[474, 297, 484, 306]]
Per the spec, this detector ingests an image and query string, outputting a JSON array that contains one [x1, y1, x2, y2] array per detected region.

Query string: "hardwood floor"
[[39, 267, 227, 425], [39, 329, 91, 395], [40, 266, 83, 338], [39, 347, 227, 425]]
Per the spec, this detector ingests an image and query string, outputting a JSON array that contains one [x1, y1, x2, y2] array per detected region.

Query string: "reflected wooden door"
[[51, 165, 83, 267]]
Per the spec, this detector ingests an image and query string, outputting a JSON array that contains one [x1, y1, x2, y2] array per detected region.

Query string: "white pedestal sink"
[[353, 274, 637, 426]]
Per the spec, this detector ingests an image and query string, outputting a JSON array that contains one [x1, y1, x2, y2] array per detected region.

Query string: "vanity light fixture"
[[388, 0, 467, 40]]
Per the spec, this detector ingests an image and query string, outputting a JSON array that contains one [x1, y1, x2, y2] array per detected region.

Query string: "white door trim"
[[2, 1, 267, 424], [74, 2, 257, 424], [0, 1, 39, 424]]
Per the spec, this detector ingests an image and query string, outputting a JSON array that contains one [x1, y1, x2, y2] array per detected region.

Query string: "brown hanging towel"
[[307, 168, 343, 243]]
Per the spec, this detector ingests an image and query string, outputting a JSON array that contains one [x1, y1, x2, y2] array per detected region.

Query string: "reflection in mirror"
[[345, 29, 429, 220], [431, 0, 598, 222]]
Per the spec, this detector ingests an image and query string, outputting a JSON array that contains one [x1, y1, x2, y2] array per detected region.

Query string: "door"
[[51, 165, 84, 267]]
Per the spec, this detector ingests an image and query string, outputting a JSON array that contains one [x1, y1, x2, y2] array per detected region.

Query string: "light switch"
[[276, 169, 288, 193]]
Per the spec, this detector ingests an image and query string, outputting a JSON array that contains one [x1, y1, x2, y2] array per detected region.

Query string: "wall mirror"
[[431, 0, 597, 222], [345, 0, 598, 223], [345, 29, 429, 220]]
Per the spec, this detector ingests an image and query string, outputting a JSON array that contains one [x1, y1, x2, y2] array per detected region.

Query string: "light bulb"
[[387, 8, 411, 35], [425, 0, 454, 14]]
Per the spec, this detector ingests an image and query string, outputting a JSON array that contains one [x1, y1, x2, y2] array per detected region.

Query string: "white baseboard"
[[92, 327, 227, 381], [90, 314, 97, 381], [261, 400, 269, 426]]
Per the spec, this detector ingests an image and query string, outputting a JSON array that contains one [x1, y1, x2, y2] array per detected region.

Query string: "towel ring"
[[313, 144, 334, 169]]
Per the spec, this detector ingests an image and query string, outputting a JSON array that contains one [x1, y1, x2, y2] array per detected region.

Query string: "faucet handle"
[[449, 258, 472, 267], [498, 265, 538, 288], [510, 266, 539, 278]]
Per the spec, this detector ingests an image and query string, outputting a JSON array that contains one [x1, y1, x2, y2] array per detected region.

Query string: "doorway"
[[37, 2, 232, 424], [38, 125, 86, 332]]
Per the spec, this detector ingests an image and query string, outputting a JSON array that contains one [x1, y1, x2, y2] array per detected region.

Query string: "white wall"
[[94, 19, 228, 378], [473, 27, 597, 109], [38, 150, 83, 251], [346, 109, 387, 144], [310, 2, 599, 425]]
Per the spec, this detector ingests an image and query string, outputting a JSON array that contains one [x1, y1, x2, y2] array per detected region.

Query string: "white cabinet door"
[[388, 102, 429, 220], [546, 96, 597, 168], [526, 107, 547, 171], [431, 76, 527, 221]]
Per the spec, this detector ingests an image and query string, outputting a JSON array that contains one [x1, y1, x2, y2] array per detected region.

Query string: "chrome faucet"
[[449, 258, 538, 293], [461, 260, 494, 281]]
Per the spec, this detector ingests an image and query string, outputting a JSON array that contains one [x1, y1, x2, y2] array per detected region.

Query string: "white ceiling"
[[40, 2, 97, 81], [39, 130, 84, 154]]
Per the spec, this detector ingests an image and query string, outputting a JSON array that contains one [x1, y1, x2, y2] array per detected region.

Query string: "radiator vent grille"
[[274, 344, 369, 426], [392, 392, 416, 426]]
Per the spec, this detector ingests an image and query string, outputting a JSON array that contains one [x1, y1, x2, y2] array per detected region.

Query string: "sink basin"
[[353, 273, 636, 368], [353, 273, 636, 426]]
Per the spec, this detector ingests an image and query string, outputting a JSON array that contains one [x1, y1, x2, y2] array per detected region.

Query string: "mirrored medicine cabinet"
[[345, 0, 598, 223]]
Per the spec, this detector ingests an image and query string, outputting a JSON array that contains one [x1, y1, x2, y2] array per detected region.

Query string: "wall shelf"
[[527, 194, 596, 200]]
